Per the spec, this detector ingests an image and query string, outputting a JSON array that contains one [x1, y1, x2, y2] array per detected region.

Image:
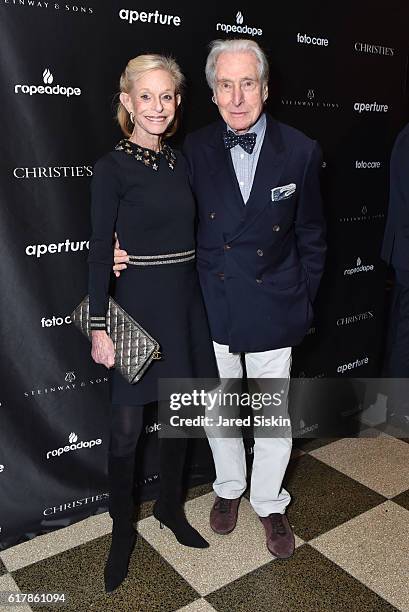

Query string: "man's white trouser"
[[205, 341, 292, 517]]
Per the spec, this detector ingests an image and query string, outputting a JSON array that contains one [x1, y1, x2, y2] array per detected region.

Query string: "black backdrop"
[[1, 0, 408, 550]]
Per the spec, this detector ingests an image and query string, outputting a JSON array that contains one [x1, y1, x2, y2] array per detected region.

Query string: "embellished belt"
[[127, 249, 196, 266]]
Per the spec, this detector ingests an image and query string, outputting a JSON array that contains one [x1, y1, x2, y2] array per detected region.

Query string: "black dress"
[[88, 139, 218, 405]]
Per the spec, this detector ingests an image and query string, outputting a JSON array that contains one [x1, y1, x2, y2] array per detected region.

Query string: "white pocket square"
[[271, 183, 296, 202]]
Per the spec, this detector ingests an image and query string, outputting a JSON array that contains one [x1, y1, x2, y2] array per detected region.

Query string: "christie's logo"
[[119, 8, 181, 26], [216, 11, 262, 37], [297, 32, 329, 46], [41, 315, 72, 328], [15, 68, 82, 97], [337, 311, 374, 326], [25, 238, 89, 258], [13, 165, 92, 179], [46, 432, 102, 460], [354, 101, 388, 113], [344, 257, 375, 276], [337, 356, 369, 374], [354, 42, 394, 56], [282, 88, 340, 110], [43, 493, 109, 517], [3, 1, 93, 14]]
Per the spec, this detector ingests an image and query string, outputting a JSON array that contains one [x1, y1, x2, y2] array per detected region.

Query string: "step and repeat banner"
[[0, 0, 408, 549]]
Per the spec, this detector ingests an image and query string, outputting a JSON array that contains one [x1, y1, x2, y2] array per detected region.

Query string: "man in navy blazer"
[[381, 123, 409, 428], [114, 39, 326, 558]]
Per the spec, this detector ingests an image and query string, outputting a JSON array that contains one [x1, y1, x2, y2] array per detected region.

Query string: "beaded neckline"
[[115, 139, 176, 171]]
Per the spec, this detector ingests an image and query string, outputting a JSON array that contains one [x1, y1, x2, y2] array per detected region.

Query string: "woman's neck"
[[129, 131, 161, 152]]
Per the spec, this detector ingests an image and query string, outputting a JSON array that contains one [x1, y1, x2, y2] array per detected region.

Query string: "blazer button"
[[209, 212, 216, 219], [256, 278, 263, 284], [224, 244, 232, 250], [257, 249, 264, 256], [272, 224, 280, 232]]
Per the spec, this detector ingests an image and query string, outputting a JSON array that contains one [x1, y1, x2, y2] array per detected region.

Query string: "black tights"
[[109, 404, 144, 457]]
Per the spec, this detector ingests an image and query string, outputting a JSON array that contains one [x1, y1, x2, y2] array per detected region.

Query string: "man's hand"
[[113, 233, 129, 278]]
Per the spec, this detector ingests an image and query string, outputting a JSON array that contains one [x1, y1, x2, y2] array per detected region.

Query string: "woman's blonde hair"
[[117, 54, 185, 139]]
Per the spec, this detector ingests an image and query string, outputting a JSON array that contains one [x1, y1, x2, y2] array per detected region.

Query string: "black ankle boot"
[[105, 453, 137, 593], [154, 437, 209, 549]]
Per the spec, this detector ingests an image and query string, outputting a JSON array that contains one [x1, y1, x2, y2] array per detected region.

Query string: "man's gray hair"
[[205, 39, 269, 90]]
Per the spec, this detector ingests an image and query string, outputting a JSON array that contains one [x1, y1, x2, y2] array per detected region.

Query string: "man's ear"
[[262, 83, 269, 103]]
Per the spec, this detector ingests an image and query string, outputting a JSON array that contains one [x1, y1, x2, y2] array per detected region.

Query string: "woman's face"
[[120, 69, 180, 140]]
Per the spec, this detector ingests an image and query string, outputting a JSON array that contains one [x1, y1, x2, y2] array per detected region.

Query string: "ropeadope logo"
[[216, 10, 262, 37], [15, 68, 81, 97], [119, 8, 181, 26], [344, 257, 375, 276], [46, 432, 102, 460]]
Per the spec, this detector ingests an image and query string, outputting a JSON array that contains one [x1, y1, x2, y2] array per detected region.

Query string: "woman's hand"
[[91, 330, 115, 369], [113, 233, 129, 278]]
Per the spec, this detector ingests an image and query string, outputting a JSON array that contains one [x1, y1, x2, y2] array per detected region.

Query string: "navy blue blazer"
[[381, 123, 409, 283], [183, 113, 326, 352]]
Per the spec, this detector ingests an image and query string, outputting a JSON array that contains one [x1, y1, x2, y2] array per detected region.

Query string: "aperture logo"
[[13, 165, 92, 179], [337, 311, 374, 326], [297, 33, 329, 47], [337, 356, 369, 374], [354, 101, 388, 113], [46, 432, 102, 460], [354, 42, 394, 57], [119, 8, 181, 26], [216, 10, 262, 37], [344, 257, 375, 276], [282, 88, 340, 110], [14, 68, 81, 97], [25, 238, 89, 258]]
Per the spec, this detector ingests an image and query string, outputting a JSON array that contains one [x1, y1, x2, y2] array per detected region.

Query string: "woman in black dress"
[[88, 54, 218, 593]]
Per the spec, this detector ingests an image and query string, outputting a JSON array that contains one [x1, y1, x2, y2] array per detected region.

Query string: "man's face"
[[213, 51, 268, 134]]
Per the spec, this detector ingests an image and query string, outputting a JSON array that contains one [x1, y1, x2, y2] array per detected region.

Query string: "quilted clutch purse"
[[71, 295, 161, 383]]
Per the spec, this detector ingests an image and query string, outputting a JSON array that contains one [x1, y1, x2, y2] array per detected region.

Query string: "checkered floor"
[[1, 425, 409, 612]]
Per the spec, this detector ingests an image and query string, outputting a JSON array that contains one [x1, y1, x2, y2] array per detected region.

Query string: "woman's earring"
[[130, 111, 135, 124]]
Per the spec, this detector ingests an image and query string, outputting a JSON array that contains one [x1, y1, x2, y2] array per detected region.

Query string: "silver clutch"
[[71, 295, 161, 383]]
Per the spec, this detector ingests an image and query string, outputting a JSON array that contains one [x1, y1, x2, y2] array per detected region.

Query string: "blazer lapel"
[[229, 115, 291, 241]]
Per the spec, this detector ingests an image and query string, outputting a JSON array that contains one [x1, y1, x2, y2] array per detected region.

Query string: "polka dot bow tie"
[[223, 130, 257, 154]]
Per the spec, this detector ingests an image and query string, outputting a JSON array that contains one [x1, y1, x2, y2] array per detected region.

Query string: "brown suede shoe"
[[259, 513, 295, 559], [210, 496, 241, 534]]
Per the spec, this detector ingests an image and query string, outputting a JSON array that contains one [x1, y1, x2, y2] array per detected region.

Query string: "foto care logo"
[[354, 42, 394, 57], [337, 356, 369, 374], [25, 238, 89, 258], [119, 8, 181, 26], [297, 32, 329, 47], [13, 165, 92, 179], [15, 68, 81, 98], [41, 315, 72, 328], [355, 160, 381, 169], [354, 101, 388, 113], [145, 422, 161, 434], [43, 493, 109, 517], [216, 10, 262, 37], [46, 432, 102, 460], [344, 256, 375, 276], [337, 310, 374, 326]]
